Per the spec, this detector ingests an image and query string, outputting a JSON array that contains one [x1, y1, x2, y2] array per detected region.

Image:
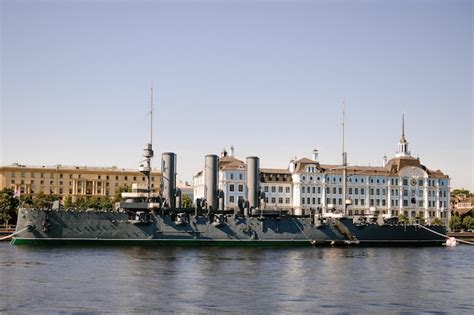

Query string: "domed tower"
[[395, 114, 411, 158]]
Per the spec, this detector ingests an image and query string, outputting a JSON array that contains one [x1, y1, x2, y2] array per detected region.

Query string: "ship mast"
[[140, 84, 154, 200], [342, 98, 348, 215]]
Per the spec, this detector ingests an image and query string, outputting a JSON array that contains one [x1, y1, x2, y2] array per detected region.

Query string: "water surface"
[[1, 243, 472, 313]]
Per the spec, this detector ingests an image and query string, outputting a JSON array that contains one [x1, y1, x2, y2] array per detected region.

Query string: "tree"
[[20, 194, 33, 208], [0, 188, 20, 227], [431, 217, 442, 225], [398, 214, 409, 222], [64, 196, 74, 208], [449, 215, 463, 231], [182, 193, 193, 208], [113, 186, 131, 204], [33, 192, 58, 208]]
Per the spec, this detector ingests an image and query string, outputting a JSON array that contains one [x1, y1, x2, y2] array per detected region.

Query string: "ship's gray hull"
[[12, 209, 446, 246]]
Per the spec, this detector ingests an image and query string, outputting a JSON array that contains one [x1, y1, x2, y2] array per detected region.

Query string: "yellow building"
[[0, 163, 161, 201]]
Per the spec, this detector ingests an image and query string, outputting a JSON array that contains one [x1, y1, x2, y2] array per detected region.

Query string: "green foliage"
[[0, 188, 19, 227], [182, 193, 193, 208], [462, 216, 474, 231], [431, 217, 442, 225], [449, 215, 463, 231], [451, 189, 471, 197], [113, 186, 131, 203], [20, 194, 33, 208], [65, 196, 113, 210], [33, 192, 58, 208], [64, 196, 74, 208], [398, 214, 409, 222]]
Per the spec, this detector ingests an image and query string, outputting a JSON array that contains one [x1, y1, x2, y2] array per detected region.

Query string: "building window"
[[124, 176, 128, 180], [302, 187, 305, 193], [349, 188, 353, 194], [326, 187, 330, 193], [376, 199, 380, 206], [355, 199, 359, 206], [230, 184, 235, 192], [317, 198, 321, 204], [278, 197, 283, 204], [230, 196, 235, 203], [238, 185, 243, 192], [370, 189, 374, 195], [264, 186, 268, 192], [418, 180, 423, 186], [302, 176, 306, 181], [338, 187, 342, 194], [307, 198, 311, 204], [403, 179, 408, 186], [285, 198, 290, 204], [376, 189, 380, 195], [361, 188, 365, 195], [230, 173, 234, 180], [271, 197, 276, 203], [312, 198, 316, 204], [338, 198, 342, 205], [286, 187, 290, 193], [302, 198, 305, 205], [317, 187, 321, 194], [272, 186, 276, 193], [239, 174, 243, 180], [278, 187, 283, 193], [361, 199, 365, 206], [355, 188, 358, 195], [333, 187, 336, 194], [403, 200, 408, 207]]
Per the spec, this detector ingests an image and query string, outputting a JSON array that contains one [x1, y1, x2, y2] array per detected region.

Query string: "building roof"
[[293, 156, 448, 178], [0, 163, 160, 175], [294, 157, 322, 173], [260, 168, 292, 183], [219, 156, 245, 170]]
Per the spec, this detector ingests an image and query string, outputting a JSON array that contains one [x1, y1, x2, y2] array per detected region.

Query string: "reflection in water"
[[0, 244, 472, 313]]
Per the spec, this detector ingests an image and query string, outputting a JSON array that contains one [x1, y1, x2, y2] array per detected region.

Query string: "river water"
[[0, 243, 472, 313]]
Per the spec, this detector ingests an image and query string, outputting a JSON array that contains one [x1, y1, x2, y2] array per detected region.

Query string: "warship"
[[10, 96, 447, 246]]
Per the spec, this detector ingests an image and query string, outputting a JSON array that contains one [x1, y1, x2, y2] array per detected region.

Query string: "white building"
[[193, 148, 246, 209], [289, 118, 450, 221], [192, 120, 450, 222]]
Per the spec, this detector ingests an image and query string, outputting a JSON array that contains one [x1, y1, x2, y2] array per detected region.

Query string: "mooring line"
[[0, 226, 31, 241], [415, 224, 474, 245]]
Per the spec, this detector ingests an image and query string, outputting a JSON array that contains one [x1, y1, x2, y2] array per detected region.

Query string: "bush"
[[449, 215, 463, 231]]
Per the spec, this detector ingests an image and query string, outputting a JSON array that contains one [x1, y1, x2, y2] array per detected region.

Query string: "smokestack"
[[230, 145, 235, 157], [205, 154, 219, 211], [246, 156, 260, 209], [162, 152, 177, 208]]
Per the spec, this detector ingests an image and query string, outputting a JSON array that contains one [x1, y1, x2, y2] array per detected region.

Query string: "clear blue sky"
[[1, 0, 472, 190]]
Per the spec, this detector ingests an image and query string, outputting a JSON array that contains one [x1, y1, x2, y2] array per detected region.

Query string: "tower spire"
[[400, 113, 406, 143], [396, 113, 410, 157]]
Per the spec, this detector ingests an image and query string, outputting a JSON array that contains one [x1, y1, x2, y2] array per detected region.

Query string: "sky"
[[1, 0, 472, 190]]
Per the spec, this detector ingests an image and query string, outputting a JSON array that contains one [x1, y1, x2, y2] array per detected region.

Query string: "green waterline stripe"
[[11, 237, 444, 246]]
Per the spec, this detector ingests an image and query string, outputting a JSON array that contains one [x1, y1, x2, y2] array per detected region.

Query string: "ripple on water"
[[0, 244, 473, 313]]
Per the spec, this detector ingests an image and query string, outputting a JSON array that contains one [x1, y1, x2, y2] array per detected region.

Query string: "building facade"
[[0, 164, 161, 201], [193, 121, 450, 222]]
